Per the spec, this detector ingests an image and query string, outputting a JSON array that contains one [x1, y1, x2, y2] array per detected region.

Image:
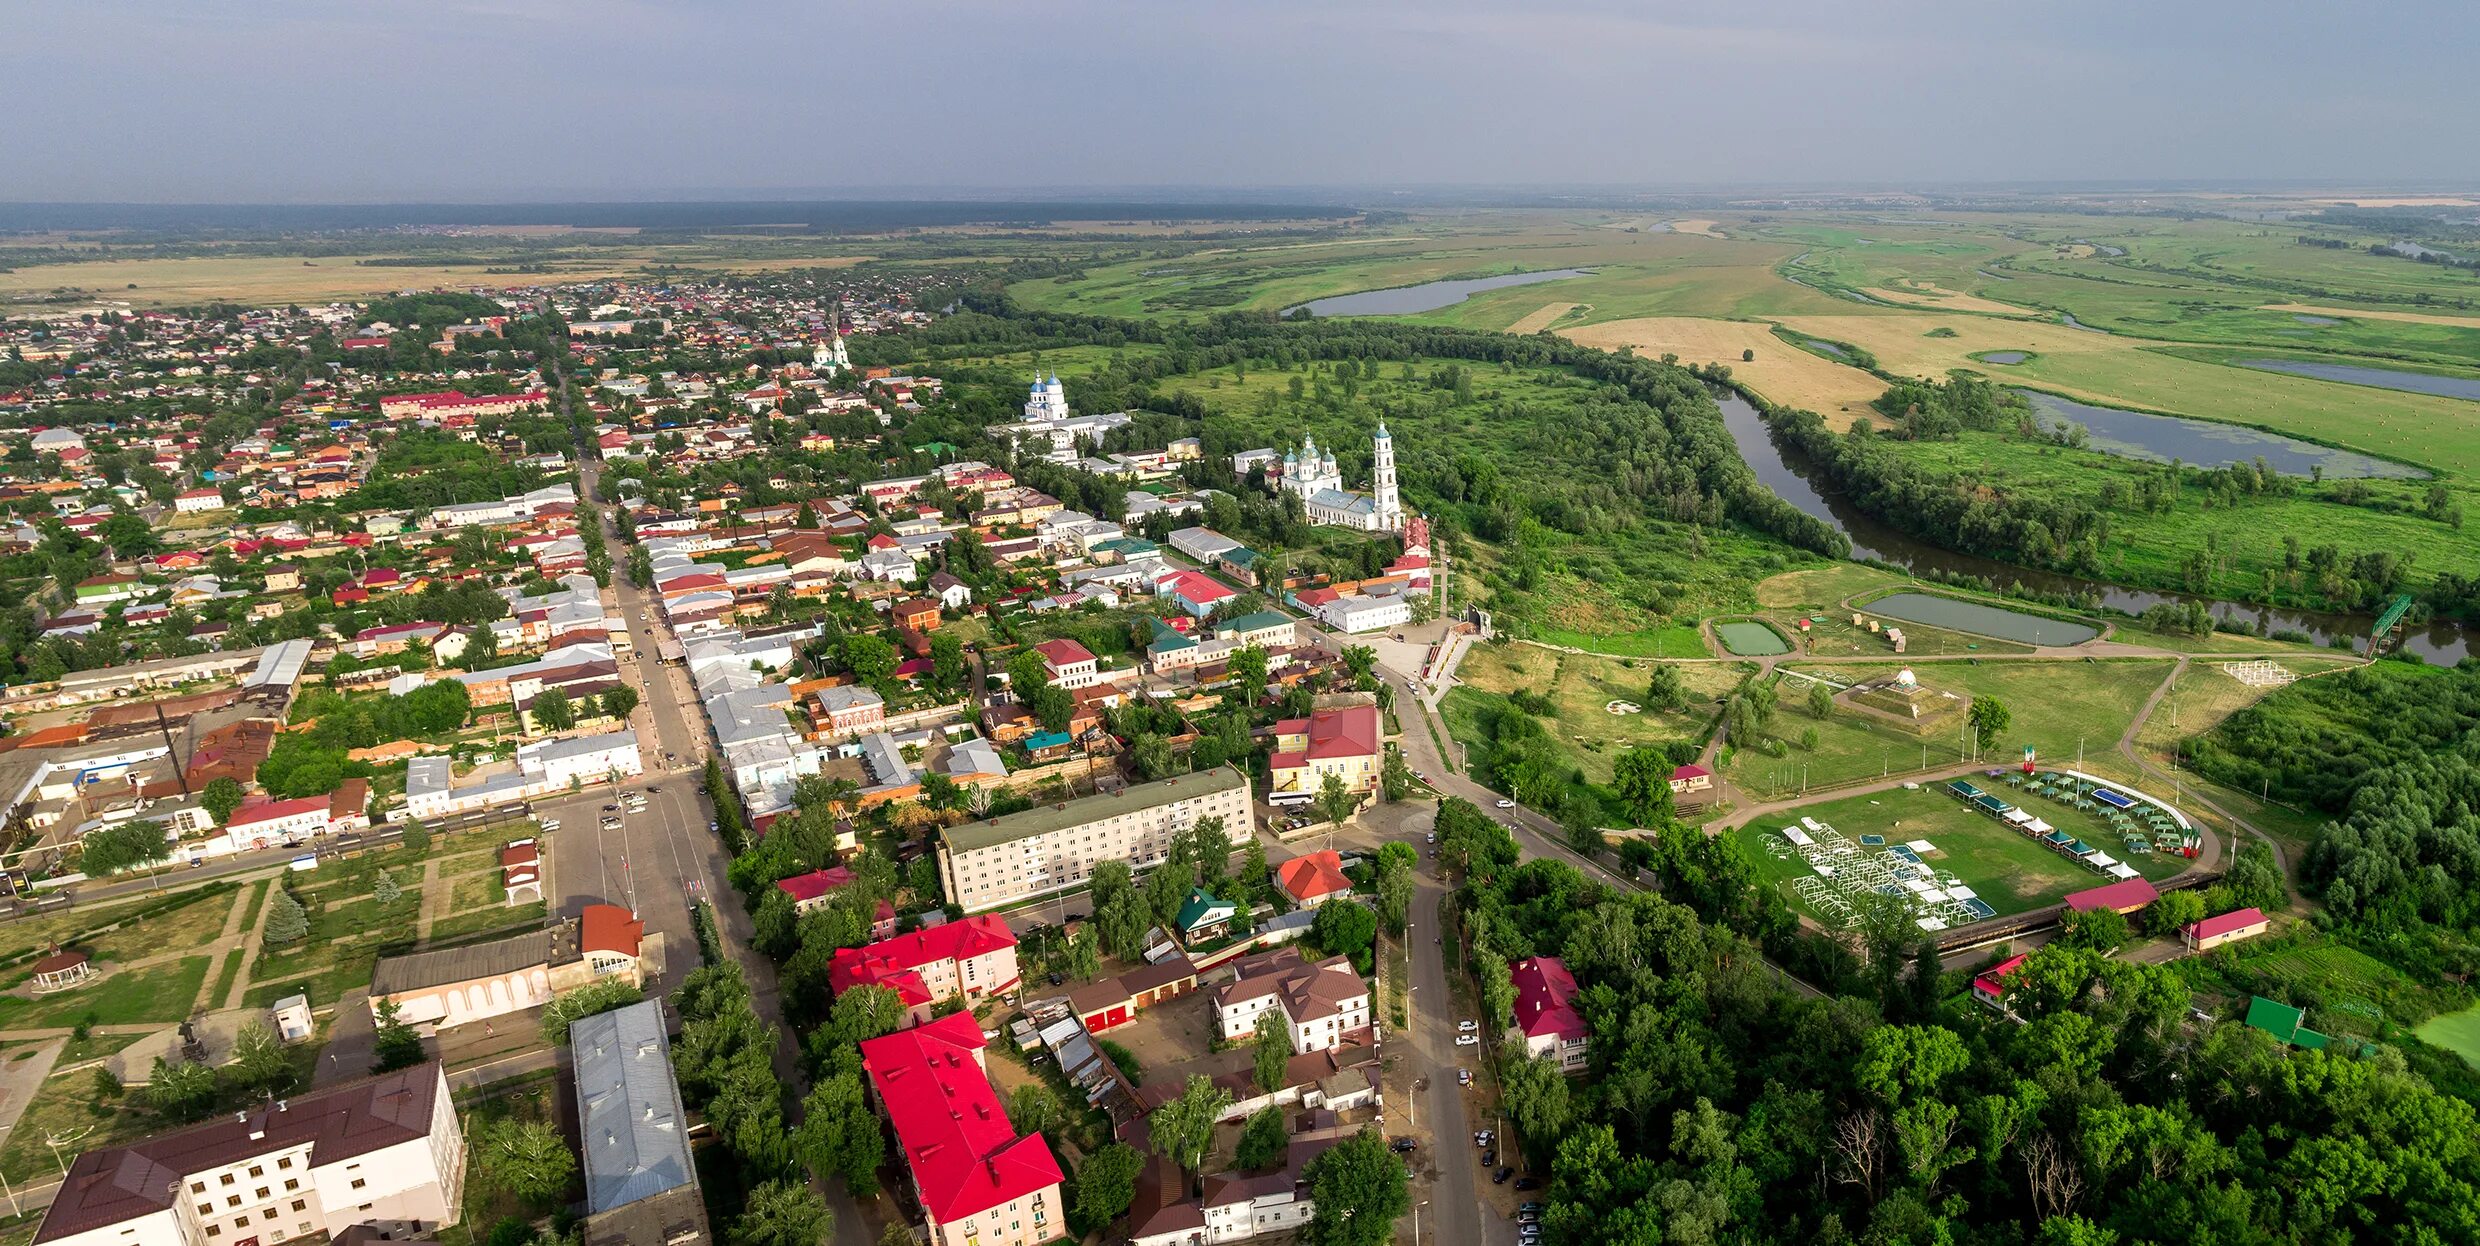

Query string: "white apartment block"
[[938, 767, 1253, 913], [35, 1063, 465, 1246]]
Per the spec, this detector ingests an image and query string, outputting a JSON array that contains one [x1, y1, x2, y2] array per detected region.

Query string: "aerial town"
[[5, 13, 2479, 1242]]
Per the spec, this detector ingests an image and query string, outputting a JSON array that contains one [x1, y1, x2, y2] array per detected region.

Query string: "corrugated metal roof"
[[573, 999, 697, 1214]]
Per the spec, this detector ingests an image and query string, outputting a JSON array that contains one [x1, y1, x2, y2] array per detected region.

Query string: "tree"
[[143, 1057, 217, 1121], [794, 1071, 885, 1197], [1302, 1129, 1408, 1246], [1311, 899, 1378, 972], [263, 887, 310, 948], [1253, 1009, 1293, 1092], [539, 977, 645, 1044], [228, 1022, 296, 1095], [1381, 747, 1414, 801], [2144, 889, 2209, 939], [1314, 772, 1357, 829], [1007, 1083, 1063, 1138], [533, 687, 576, 732], [78, 819, 172, 886], [470, 1117, 578, 1208], [2057, 905, 2128, 953], [1498, 1053, 1575, 1164], [1092, 860, 1150, 960], [1237, 1104, 1290, 1169], [372, 998, 425, 1072], [1064, 927, 1102, 980], [732, 1179, 832, 1246], [201, 776, 246, 827], [1148, 1074, 1234, 1178], [842, 634, 899, 687], [1072, 1143, 1143, 1233], [373, 868, 402, 905], [1375, 844, 1415, 933], [1645, 663, 1687, 712], [601, 685, 640, 720], [930, 633, 968, 691], [402, 819, 431, 855], [1809, 682, 1836, 720], [1967, 695, 2012, 752], [1609, 746, 1675, 829]]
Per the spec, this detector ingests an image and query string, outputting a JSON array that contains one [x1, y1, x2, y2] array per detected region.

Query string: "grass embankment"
[[1445, 644, 1745, 787]]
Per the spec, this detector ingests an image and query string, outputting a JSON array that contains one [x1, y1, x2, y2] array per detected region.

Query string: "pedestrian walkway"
[[412, 858, 445, 941]]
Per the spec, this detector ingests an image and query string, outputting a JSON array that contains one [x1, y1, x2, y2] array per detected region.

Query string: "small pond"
[[2021, 391, 2427, 479], [1285, 268, 1592, 317], [2235, 358, 2480, 405], [1977, 351, 2030, 365], [1863, 592, 2100, 646], [2292, 314, 2339, 326], [1803, 340, 1849, 358], [1714, 621, 1790, 655]]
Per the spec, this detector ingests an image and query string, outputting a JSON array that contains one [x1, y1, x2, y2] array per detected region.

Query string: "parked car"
[[600, 816, 623, 831], [539, 817, 560, 831], [602, 803, 620, 812], [1493, 1167, 1514, 1184], [1514, 1177, 1542, 1191], [1457, 1020, 1478, 1032], [1518, 1203, 1544, 1214], [1473, 1130, 1494, 1147], [1495, 799, 1515, 810], [1425, 832, 1436, 844], [1389, 1138, 1417, 1154], [1458, 1069, 1472, 1086], [1455, 1034, 1479, 1047]]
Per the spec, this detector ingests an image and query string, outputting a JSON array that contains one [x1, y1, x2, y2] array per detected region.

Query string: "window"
[[207, 1227, 222, 1238], [192, 1183, 208, 1195], [228, 1197, 243, 1209], [249, 1166, 265, 1178], [221, 1175, 237, 1187], [350, 1179, 366, 1190], [198, 1204, 214, 1217], [263, 1210, 278, 1222], [256, 1189, 269, 1200], [292, 1202, 307, 1213], [277, 1159, 292, 1170], [285, 1180, 299, 1192]]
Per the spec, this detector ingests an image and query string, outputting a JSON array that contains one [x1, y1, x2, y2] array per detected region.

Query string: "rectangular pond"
[[1714, 621, 1790, 655], [1863, 592, 2100, 646]]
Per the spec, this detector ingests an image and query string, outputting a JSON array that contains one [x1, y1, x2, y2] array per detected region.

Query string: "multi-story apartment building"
[[1265, 705, 1381, 809], [937, 767, 1252, 913], [35, 1063, 465, 1246], [861, 1013, 1063, 1246], [828, 915, 1020, 1011]]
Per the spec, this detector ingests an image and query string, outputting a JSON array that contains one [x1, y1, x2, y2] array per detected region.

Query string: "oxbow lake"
[[2235, 358, 2480, 405], [1283, 269, 1593, 317], [2021, 391, 2427, 480], [1862, 593, 2101, 646]]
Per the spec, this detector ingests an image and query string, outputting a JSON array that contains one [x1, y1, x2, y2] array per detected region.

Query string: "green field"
[[0, 956, 213, 1030], [1739, 782, 2192, 923], [2416, 1005, 2480, 1068], [1725, 659, 2172, 794], [1445, 644, 1746, 786]]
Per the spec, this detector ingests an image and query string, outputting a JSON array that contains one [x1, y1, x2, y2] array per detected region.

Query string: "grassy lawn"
[[0, 956, 213, 1030], [1738, 783, 2190, 923], [1448, 643, 1745, 785], [2180, 930, 2474, 1042], [0, 1064, 158, 1183], [247, 890, 421, 1009], [1726, 659, 2173, 793], [425, 900, 545, 945], [2414, 1005, 2480, 1069], [205, 949, 244, 1009], [1783, 609, 2032, 658], [1530, 624, 1710, 658], [2, 884, 241, 976]]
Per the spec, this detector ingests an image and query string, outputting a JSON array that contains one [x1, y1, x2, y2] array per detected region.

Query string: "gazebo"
[[31, 948, 94, 992]]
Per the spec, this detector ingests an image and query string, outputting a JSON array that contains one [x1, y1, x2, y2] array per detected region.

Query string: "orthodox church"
[[1277, 424, 1403, 532], [1023, 373, 1069, 422], [811, 330, 850, 374]]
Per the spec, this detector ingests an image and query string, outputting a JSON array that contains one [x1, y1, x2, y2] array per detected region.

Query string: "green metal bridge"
[[2368, 593, 2416, 656]]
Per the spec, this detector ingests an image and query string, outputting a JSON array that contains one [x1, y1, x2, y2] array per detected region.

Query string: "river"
[[1712, 390, 2470, 664], [1284, 268, 1593, 317]]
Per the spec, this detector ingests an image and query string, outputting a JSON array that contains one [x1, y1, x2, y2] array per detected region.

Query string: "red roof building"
[[1267, 705, 1382, 804], [1510, 956, 1589, 1072], [829, 914, 1020, 1009], [2185, 906, 2270, 952], [860, 1012, 1063, 1245], [2064, 878, 2161, 916], [1971, 952, 2032, 1013], [580, 903, 645, 958], [777, 866, 898, 938], [1274, 850, 1353, 908]]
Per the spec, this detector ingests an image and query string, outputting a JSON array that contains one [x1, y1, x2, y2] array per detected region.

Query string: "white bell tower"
[[1372, 421, 1402, 532]]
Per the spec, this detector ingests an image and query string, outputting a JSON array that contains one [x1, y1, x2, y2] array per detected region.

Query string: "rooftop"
[[573, 1000, 697, 1215], [941, 766, 1249, 855]]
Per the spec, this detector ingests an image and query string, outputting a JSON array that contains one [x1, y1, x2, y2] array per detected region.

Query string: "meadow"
[[1446, 643, 1748, 785]]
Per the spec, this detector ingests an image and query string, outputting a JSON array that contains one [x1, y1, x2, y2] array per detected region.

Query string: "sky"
[[5, 0, 2474, 202]]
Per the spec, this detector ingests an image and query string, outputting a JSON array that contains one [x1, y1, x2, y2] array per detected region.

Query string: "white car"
[[1455, 1034, 1480, 1047], [539, 817, 561, 831], [1457, 1020, 1478, 1032], [1495, 799, 1515, 810]]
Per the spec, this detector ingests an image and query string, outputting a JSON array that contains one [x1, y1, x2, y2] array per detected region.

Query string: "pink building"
[[829, 915, 1020, 1010], [1510, 956, 1589, 1072], [861, 1013, 1063, 1246]]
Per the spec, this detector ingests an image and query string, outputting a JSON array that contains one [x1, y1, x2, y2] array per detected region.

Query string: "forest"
[[1433, 797, 2480, 1245]]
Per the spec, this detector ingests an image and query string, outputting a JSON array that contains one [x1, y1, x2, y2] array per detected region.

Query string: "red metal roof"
[[1971, 952, 2031, 1000], [1275, 850, 1353, 902], [228, 795, 331, 828], [859, 1013, 1062, 1223], [2064, 878, 2161, 913], [1033, 638, 1095, 668], [1510, 956, 1587, 1040], [2187, 907, 2268, 941], [579, 903, 644, 957]]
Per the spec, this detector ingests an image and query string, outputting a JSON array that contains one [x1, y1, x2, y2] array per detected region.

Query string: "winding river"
[[1713, 391, 2469, 664]]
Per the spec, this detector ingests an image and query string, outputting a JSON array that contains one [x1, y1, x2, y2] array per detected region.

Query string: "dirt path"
[[412, 858, 444, 942]]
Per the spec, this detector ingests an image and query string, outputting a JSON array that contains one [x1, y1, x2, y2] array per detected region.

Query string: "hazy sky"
[[7, 1, 2473, 201]]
